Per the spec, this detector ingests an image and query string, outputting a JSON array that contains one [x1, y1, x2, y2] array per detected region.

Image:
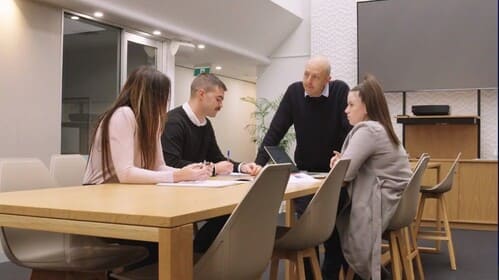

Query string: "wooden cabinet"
[[397, 115, 480, 159], [418, 159, 497, 230]]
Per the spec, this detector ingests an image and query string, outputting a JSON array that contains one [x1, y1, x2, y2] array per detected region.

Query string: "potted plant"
[[241, 95, 295, 153]]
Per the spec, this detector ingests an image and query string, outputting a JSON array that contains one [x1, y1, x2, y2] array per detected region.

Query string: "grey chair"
[[111, 163, 292, 280], [383, 155, 430, 280], [0, 158, 148, 279], [49, 154, 87, 187], [414, 152, 461, 270], [269, 159, 350, 280]]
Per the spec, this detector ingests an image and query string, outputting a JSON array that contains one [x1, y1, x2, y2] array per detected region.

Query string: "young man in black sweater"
[[161, 73, 261, 253], [162, 73, 261, 176], [255, 55, 352, 280]]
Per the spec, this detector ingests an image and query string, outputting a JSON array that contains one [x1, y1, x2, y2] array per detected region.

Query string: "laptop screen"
[[264, 146, 299, 173]]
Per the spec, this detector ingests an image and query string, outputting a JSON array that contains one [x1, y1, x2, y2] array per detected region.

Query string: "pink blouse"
[[83, 106, 176, 184]]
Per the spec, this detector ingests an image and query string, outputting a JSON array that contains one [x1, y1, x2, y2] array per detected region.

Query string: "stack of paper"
[[157, 180, 245, 188], [288, 173, 320, 184]]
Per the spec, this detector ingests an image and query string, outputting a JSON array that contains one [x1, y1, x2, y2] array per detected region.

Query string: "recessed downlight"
[[70, 15, 79, 20], [197, 44, 205, 49], [215, 66, 222, 70], [153, 30, 161, 35], [137, 31, 151, 37], [93, 11, 103, 18]]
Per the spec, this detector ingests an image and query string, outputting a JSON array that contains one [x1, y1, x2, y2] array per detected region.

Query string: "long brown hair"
[[90, 66, 171, 180], [352, 74, 400, 146]]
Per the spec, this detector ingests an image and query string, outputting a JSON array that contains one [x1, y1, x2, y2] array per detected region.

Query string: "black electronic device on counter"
[[412, 105, 450, 116]]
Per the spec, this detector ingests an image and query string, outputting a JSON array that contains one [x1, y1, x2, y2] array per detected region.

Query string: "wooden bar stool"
[[383, 155, 429, 280], [414, 153, 461, 270]]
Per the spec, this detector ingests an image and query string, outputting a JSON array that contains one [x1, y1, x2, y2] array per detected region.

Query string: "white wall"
[[256, 1, 310, 156], [0, 0, 62, 165], [258, 0, 310, 98], [174, 66, 258, 162], [0, 0, 62, 263]]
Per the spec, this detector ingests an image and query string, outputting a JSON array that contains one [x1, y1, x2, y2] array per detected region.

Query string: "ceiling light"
[[153, 30, 161, 35], [93, 11, 103, 18], [215, 66, 222, 70], [137, 31, 151, 37], [70, 16, 79, 20], [197, 44, 205, 49]]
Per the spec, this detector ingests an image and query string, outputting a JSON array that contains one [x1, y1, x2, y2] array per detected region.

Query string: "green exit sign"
[[194, 66, 210, 76]]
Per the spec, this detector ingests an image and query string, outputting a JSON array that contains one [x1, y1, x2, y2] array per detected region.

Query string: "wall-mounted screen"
[[358, 0, 497, 92]]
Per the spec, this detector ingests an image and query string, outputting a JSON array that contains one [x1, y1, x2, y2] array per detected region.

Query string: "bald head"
[[306, 55, 331, 77], [302, 55, 332, 97]]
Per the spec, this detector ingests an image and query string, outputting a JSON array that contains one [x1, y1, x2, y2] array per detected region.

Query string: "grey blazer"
[[336, 121, 411, 280]]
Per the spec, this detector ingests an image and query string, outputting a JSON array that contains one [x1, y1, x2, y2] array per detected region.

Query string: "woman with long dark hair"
[[84, 66, 211, 185]]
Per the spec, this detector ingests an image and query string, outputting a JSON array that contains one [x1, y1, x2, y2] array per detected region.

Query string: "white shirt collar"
[[304, 83, 329, 98], [182, 103, 207, 127]]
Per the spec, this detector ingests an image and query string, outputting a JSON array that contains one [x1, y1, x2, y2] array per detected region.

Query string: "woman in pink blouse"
[[84, 66, 211, 185]]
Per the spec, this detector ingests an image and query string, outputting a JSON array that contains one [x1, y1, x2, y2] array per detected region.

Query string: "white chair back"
[[193, 163, 291, 280], [0, 158, 149, 271], [274, 159, 350, 250], [388, 155, 430, 230], [0, 158, 63, 266], [49, 154, 87, 187]]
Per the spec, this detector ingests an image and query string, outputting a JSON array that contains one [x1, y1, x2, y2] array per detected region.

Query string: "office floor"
[[0, 229, 496, 280]]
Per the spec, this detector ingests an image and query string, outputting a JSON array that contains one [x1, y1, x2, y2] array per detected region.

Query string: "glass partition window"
[[127, 41, 157, 77], [61, 13, 120, 154], [61, 14, 165, 155]]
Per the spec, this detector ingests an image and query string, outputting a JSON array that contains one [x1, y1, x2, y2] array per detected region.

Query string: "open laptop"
[[264, 146, 329, 179], [264, 146, 300, 173]]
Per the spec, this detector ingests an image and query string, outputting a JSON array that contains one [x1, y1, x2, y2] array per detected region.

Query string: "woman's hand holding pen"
[[329, 151, 342, 169], [174, 163, 211, 182]]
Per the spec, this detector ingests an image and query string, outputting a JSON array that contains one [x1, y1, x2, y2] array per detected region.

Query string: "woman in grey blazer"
[[330, 75, 412, 280]]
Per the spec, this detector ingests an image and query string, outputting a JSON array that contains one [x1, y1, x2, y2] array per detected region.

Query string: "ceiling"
[[38, 0, 304, 82]]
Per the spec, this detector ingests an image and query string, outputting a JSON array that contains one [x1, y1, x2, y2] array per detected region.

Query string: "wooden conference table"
[[0, 178, 320, 280]]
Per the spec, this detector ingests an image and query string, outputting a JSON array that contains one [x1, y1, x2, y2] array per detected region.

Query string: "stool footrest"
[[417, 229, 447, 236], [417, 246, 442, 254], [417, 234, 450, 241]]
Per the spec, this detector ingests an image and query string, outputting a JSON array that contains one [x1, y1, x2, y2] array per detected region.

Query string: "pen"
[[226, 150, 231, 161]]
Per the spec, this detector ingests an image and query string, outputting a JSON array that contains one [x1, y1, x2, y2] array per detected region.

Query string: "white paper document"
[[157, 180, 245, 188], [288, 173, 320, 184]]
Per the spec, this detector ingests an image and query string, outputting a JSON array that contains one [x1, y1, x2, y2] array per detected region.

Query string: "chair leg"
[[389, 231, 403, 280], [398, 228, 415, 280], [289, 259, 297, 280], [441, 196, 457, 270], [344, 267, 355, 280], [304, 248, 322, 280], [435, 196, 442, 252], [414, 195, 426, 238], [338, 267, 345, 280], [295, 250, 306, 280], [270, 255, 280, 280], [409, 224, 425, 280]]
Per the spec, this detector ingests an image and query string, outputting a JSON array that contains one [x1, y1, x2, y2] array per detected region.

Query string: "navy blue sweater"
[[255, 80, 351, 172]]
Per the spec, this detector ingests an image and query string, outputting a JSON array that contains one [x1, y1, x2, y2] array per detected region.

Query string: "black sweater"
[[255, 80, 351, 172], [161, 106, 239, 171]]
